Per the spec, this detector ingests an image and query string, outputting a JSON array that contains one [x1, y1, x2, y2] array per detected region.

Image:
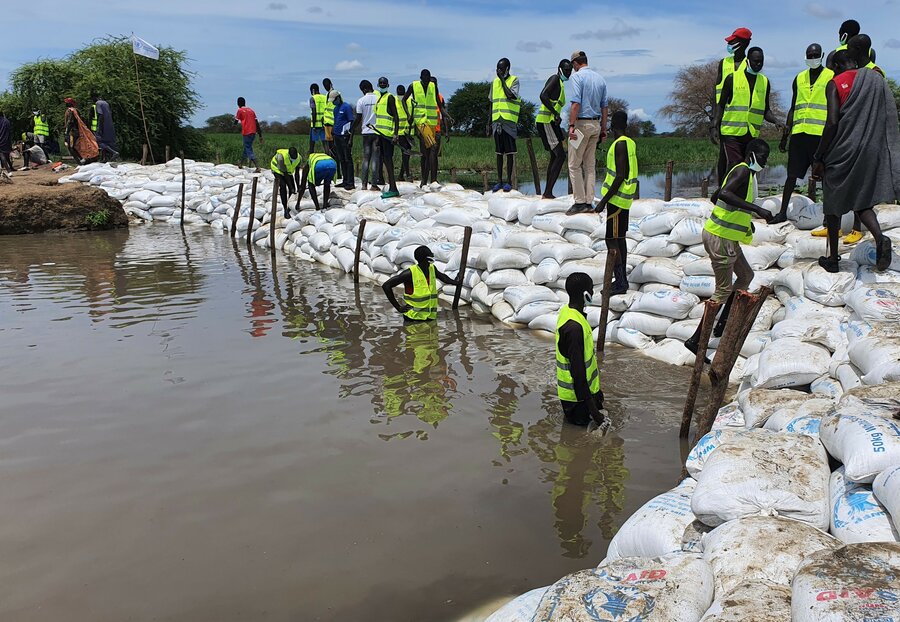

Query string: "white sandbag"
[[562, 212, 602, 233], [631, 288, 700, 320], [528, 313, 558, 333], [750, 297, 782, 332], [820, 406, 900, 484], [769, 315, 843, 351], [858, 264, 900, 284], [680, 275, 716, 298], [675, 251, 702, 266], [488, 195, 528, 221], [711, 403, 746, 430], [562, 230, 592, 246], [877, 203, 900, 230], [791, 542, 900, 622], [691, 429, 830, 528], [739, 243, 785, 270], [309, 232, 332, 253], [335, 247, 356, 273], [810, 375, 843, 399], [614, 327, 654, 349], [793, 235, 831, 259], [701, 516, 840, 594], [512, 301, 560, 325], [740, 331, 772, 357], [491, 300, 516, 323], [478, 248, 531, 271], [829, 467, 899, 544], [534, 553, 714, 622], [628, 198, 667, 219], [801, 262, 857, 306], [847, 323, 900, 385], [644, 338, 696, 366], [685, 429, 742, 477], [683, 258, 714, 276], [752, 338, 831, 389], [609, 291, 642, 312], [482, 269, 529, 289], [431, 207, 479, 228], [557, 258, 607, 284], [374, 226, 408, 246], [398, 228, 447, 248], [633, 236, 683, 258], [666, 319, 700, 342], [667, 217, 705, 245], [835, 363, 863, 393], [531, 258, 560, 285], [530, 213, 568, 235], [484, 586, 549, 622], [148, 206, 175, 217], [845, 284, 900, 322], [699, 581, 792, 622], [530, 242, 594, 264], [503, 285, 559, 311], [471, 282, 505, 307], [850, 238, 900, 271], [738, 388, 817, 429], [606, 479, 698, 561], [504, 230, 564, 251], [618, 311, 673, 337], [629, 258, 684, 286], [873, 466, 900, 534], [639, 210, 689, 236]]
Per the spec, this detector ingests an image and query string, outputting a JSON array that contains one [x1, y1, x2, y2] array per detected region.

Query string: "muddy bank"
[[0, 169, 127, 234]]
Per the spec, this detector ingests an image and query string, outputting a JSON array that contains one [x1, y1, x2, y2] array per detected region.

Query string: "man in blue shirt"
[[330, 91, 356, 190], [566, 50, 608, 214]]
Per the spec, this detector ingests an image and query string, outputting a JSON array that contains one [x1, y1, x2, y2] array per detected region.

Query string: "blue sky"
[[4, 0, 898, 131]]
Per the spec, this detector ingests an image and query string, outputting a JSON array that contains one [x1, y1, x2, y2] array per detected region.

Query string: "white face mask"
[[748, 153, 764, 173], [840, 33, 849, 45], [583, 291, 593, 305], [806, 57, 823, 69], [559, 70, 570, 82]]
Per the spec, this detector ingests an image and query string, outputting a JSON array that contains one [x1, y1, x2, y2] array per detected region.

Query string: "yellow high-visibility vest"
[[312, 93, 327, 128], [404, 263, 438, 321], [411, 80, 438, 126], [374, 92, 396, 137], [269, 149, 301, 175], [491, 75, 520, 123], [716, 57, 747, 104], [792, 68, 834, 136], [396, 96, 414, 136], [721, 70, 768, 138], [703, 162, 756, 244], [91, 104, 98, 132], [536, 78, 565, 124], [307, 153, 335, 184], [33, 115, 49, 137], [602, 136, 638, 210], [555, 305, 600, 402]]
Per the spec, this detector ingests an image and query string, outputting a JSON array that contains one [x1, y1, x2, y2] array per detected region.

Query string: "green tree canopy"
[[0, 36, 204, 159], [447, 81, 536, 137], [204, 114, 238, 133]]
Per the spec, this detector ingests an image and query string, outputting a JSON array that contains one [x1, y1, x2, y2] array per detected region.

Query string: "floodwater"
[[0, 226, 695, 621]]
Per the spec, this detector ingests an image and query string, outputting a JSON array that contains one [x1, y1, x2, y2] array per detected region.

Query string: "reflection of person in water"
[[484, 374, 526, 464]]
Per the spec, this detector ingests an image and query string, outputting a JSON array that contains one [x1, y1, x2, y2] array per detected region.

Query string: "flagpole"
[[131, 37, 155, 164]]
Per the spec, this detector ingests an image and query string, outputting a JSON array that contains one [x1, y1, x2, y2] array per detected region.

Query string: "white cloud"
[[804, 2, 841, 18], [629, 108, 651, 121], [885, 38, 900, 48], [516, 40, 552, 53], [573, 19, 642, 41], [266, 2, 287, 9], [335, 59, 364, 71], [346, 42, 363, 52]]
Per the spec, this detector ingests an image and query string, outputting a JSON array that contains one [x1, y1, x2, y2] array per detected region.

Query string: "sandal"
[[818, 255, 840, 273]]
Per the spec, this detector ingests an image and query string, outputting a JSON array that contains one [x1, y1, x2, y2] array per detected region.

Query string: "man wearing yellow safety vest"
[[537, 59, 573, 200], [685, 140, 774, 357], [296, 152, 337, 212], [594, 111, 637, 295], [771, 44, 834, 227], [373, 76, 401, 199], [322, 77, 341, 180], [31, 110, 50, 147], [714, 47, 781, 186], [395, 84, 415, 182], [270, 147, 303, 218], [489, 58, 520, 193], [711, 27, 752, 186], [825, 19, 859, 71], [382, 246, 460, 322], [309, 83, 327, 153], [555, 272, 606, 427], [405, 69, 446, 188]]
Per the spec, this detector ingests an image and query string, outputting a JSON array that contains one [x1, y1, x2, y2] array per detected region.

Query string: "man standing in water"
[[382, 246, 460, 322], [537, 59, 572, 199], [555, 272, 606, 427], [711, 27, 751, 186], [489, 58, 520, 193]]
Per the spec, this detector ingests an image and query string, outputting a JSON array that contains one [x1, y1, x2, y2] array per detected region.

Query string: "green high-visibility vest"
[[323, 101, 334, 126], [91, 104, 98, 132], [792, 68, 833, 136], [491, 75, 520, 123], [721, 70, 768, 138], [716, 57, 747, 104], [269, 149, 301, 175], [312, 93, 327, 128], [555, 305, 600, 402], [374, 92, 396, 137], [536, 78, 565, 124], [306, 153, 335, 184], [602, 136, 638, 210], [396, 96, 414, 136], [703, 162, 756, 244], [33, 115, 49, 137], [404, 263, 438, 321], [412, 80, 438, 126]]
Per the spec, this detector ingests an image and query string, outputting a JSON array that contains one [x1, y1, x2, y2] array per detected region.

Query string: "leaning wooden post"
[[679, 300, 722, 439], [353, 219, 367, 284], [269, 177, 278, 256], [481, 170, 489, 193], [634, 179, 640, 200], [141, 144, 148, 166], [230, 182, 244, 238], [664, 160, 674, 201], [450, 168, 457, 184], [511, 159, 518, 190], [807, 178, 817, 202], [246, 176, 258, 246], [525, 137, 541, 196], [216, 150, 221, 165], [165, 145, 171, 162], [596, 247, 618, 367], [693, 287, 772, 445], [452, 226, 473, 310], [701, 177, 709, 199], [179, 152, 186, 227]]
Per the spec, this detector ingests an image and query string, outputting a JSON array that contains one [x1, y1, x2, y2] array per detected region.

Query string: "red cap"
[[725, 27, 752, 42], [63, 97, 76, 105]]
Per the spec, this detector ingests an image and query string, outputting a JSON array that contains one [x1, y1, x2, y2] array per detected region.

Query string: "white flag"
[[131, 36, 159, 60]]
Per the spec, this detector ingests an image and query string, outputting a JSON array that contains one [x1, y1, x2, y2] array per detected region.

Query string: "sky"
[[4, 0, 899, 131]]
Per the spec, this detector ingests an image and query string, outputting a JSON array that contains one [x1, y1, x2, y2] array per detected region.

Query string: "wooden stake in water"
[[354, 219, 367, 284], [166, 145, 171, 163], [179, 152, 186, 228], [141, 144, 148, 166], [452, 226, 473, 310], [525, 137, 541, 196], [664, 160, 674, 202], [481, 170, 489, 193], [596, 248, 617, 367], [701, 177, 709, 199], [230, 183, 244, 238], [269, 177, 278, 256], [247, 177, 258, 246], [679, 300, 721, 439]]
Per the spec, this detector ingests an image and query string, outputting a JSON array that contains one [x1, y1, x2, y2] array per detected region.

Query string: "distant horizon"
[[5, 0, 898, 133]]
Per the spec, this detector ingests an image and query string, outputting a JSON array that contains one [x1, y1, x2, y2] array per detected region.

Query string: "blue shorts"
[[310, 128, 326, 143], [242, 134, 256, 159], [314, 160, 337, 184]]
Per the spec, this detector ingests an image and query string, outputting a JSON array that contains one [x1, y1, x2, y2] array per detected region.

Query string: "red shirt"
[[235, 106, 258, 136], [833, 70, 858, 107]]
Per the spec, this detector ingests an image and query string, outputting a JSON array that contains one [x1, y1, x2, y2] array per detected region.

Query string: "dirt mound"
[[0, 172, 127, 234]]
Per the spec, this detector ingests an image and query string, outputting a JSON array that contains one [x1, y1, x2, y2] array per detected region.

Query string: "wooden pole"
[[693, 287, 772, 446], [247, 176, 258, 246], [353, 219, 367, 284], [664, 160, 674, 202], [481, 170, 489, 193], [132, 51, 155, 165], [807, 178, 817, 202], [596, 247, 618, 367], [701, 177, 709, 199], [452, 226, 473, 310], [269, 177, 278, 256], [679, 300, 722, 439], [450, 168, 457, 184], [141, 144, 148, 166], [179, 152, 186, 228], [511, 157, 518, 190], [166, 145, 171, 163], [230, 182, 244, 238], [525, 137, 541, 196], [634, 179, 640, 200]]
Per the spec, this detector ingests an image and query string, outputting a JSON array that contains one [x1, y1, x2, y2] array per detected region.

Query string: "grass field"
[[203, 133, 787, 182]]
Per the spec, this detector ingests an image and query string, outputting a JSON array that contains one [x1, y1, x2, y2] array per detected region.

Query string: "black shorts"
[[561, 393, 604, 426], [538, 121, 564, 151], [605, 206, 630, 239], [787, 133, 821, 179], [494, 130, 517, 155]]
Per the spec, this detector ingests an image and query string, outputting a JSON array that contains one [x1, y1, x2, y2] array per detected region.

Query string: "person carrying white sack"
[[685, 139, 774, 359]]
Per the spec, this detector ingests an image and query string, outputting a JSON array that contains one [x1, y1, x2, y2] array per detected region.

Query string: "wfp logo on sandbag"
[[583, 586, 655, 621], [833, 491, 883, 529]]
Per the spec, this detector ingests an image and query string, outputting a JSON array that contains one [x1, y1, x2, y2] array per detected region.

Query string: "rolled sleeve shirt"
[[569, 67, 608, 119]]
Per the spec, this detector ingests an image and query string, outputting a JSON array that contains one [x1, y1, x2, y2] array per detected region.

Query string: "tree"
[[204, 114, 237, 133], [0, 36, 205, 159], [446, 81, 536, 136], [638, 120, 657, 137], [606, 96, 647, 138]]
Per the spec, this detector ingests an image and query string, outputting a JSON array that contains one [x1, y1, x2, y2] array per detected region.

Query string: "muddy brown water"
[[0, 226, 696, 621]]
